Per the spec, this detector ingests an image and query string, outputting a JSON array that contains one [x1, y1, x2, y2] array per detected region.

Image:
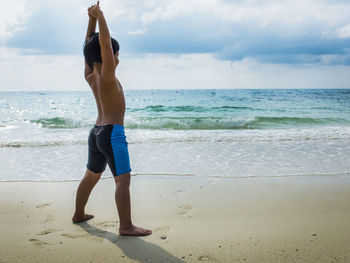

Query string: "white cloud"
[[336, 24, 350, 38], [128, 28, 148, 35], [117, 53, 350, 90], [1, 0, 350, 91], [139, 0, 350, 28], [141, 0, 215, 24], [0, 47, 85, 91], [0, 48, 349, 91], [0, 0, 29, 44]]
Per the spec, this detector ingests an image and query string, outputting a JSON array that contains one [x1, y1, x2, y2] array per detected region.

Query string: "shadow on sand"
[[78, 222, 185, 263]]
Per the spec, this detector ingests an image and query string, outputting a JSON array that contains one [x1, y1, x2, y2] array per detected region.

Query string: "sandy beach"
[[1, 174, 350, 263]]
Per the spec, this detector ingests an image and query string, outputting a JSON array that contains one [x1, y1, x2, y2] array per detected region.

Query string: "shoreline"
[[1, 175, 350, 262], [0, 171, 349, 183], [2, 139, 350, 181]]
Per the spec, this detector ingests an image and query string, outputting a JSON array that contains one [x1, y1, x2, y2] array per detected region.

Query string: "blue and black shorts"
[[87, 124, 131, 176]]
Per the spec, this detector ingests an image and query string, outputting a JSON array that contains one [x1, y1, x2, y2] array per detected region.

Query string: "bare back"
[[83, 4, 126, 127], [86, 67, 125, 126]]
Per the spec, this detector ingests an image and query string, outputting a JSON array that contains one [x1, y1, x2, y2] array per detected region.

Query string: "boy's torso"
[[86, 73, 126, 126]]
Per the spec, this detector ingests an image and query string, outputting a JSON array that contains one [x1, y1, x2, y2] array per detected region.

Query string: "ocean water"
[[0, 89, 349, 181]]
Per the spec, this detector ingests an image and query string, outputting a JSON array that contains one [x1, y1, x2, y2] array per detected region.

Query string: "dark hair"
[[83, 33, 119, 68]]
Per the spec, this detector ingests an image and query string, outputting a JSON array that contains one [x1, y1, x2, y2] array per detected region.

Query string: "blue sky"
[[1, 0, 350, 90]]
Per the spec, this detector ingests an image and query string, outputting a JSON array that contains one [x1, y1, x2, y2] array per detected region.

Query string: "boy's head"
[[83, 33, 120, 68]]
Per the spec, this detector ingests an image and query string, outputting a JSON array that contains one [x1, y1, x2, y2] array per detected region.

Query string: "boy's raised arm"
[[85, 5, 97, 42], [90, 1, 116, 81], [84, 4, 98, 78]]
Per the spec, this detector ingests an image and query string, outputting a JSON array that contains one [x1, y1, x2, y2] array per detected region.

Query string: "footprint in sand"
[[37, 229, 63, 236], [198, 255, 216, 262], [178, 205, 193, 218], [154, 226, 171, 240], [174, 189, 189, 195], [61, 233, 104, 243], [61, 233, 90, 239], [41, 215, 54, 223], [29, 238, 51, 248], [35, 203, 51, 208]]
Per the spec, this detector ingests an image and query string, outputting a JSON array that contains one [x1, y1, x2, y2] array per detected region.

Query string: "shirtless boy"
[[72, 1, 152, 236]]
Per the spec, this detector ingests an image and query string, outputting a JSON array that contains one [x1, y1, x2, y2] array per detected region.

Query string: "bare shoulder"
[[85, 72, 96, 84], [84, 63, 97, 83], [85, 70, 101, 87]]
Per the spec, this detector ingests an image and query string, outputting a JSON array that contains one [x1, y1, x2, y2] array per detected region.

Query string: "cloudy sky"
[[1, 0, 350, 91]]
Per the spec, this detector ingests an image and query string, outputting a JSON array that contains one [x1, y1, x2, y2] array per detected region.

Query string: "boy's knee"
[[84, 169, 102, 183], [114, 172, 131, 186]]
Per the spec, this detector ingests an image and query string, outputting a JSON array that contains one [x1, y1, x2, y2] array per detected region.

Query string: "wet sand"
[[1, 174, 350, 262]]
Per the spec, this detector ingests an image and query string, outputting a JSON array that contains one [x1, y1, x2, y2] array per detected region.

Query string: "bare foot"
[[72, 213, 94, 223], [119, 225, 152, 236]]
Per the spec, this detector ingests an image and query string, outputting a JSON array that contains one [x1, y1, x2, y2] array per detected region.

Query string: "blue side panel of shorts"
[[110, 125, 131, 176]]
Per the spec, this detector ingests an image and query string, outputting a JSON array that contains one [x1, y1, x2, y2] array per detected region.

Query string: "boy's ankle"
[[119, 221, 133, 230]]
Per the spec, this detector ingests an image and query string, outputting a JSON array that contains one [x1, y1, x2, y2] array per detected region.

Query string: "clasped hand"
[[88, 1, 103, 19]]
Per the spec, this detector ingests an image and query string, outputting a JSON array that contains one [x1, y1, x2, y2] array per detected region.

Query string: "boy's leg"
[[114, 173, 152, 236], [72, 169, 102, 223]]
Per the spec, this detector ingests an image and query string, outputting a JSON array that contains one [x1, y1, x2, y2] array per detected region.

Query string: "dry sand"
[[1, 174, 350, 263]]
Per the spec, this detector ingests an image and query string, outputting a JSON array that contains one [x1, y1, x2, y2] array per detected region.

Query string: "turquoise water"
[[0, 89, 349, 180], [2, 89, 349, 131]]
